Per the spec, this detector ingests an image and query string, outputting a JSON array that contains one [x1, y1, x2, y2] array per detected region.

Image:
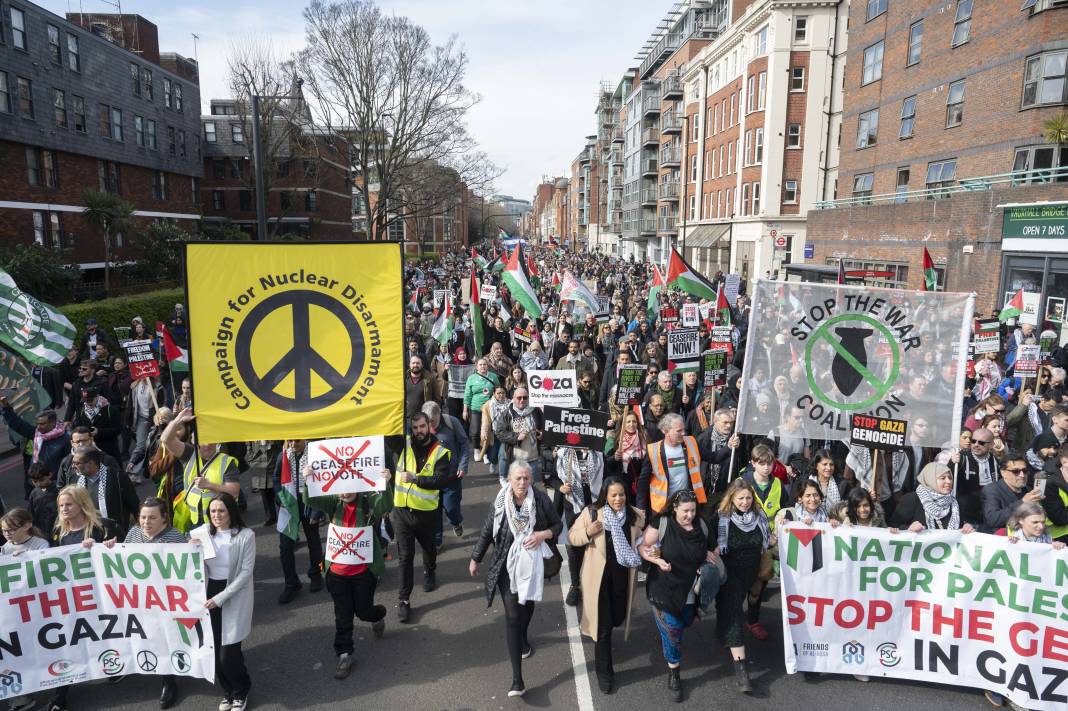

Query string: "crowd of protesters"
[[0, 244, 1065, 710]]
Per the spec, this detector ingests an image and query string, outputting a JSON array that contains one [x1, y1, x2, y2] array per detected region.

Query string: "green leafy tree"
[[126, 222, 190, 282], [1043, 112, 1068, 147], [0, 244, 79, 304], [201, 223, 252, 241], [82, 189, 134, 293]]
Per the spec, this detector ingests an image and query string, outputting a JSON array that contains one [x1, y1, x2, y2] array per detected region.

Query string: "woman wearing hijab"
[[714, 479, 771, 695], [469, 458, 562, 698], [567, 478, 645, 694], [889, 462, 976, 532]]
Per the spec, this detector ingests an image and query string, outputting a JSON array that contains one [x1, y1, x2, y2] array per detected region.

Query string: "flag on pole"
[[155, 321, 190, 372], [501, 246, 543, 319], [276, 449, 300, 541], [714, 285, 732, 326], [999, 288, 1024, 322], [647, 265, 665, 321], [666, 248, 717, 301], [470, 270, 485, 356], [408, 290, 420, 313], [0, 268, 76, 366], [431, 292, 454, 346], [559, 271, 600, 313], [551, 272, 562, 291], [922, 248, 937, 291]]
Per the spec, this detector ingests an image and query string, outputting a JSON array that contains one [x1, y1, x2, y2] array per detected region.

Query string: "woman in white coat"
[[194, 492, 255, 711]]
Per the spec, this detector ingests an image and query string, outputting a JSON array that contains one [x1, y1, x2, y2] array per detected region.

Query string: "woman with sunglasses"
[[965, 394, 1007, 432], [639, 489, 717, 702]]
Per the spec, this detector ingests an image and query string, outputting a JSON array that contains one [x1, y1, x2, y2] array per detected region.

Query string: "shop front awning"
[[684, 223, 730, 249]]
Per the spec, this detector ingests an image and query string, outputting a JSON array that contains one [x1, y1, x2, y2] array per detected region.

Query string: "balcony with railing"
[[641, 188, 657, 205], [611, 128, 624, 144], [642, 96, 661, 115], [658, 182, 679, 200], [658, 215, 679, 232], [642, 158, 659, 176], [662, 74, 683, 99], [610, 149, 623, 166], [609, 222, 622, 233], [642, 127, 660, 146], [661, 113, 682, 134], [660, 147, 680, 167], [640, 218, 658, 234], [814, 166, 1068, 210]]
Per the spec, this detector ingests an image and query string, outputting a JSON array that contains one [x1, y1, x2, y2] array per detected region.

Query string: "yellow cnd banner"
[[184, 242, 404, 443]]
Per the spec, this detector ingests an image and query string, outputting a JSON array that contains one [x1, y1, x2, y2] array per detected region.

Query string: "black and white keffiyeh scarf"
[[916, 484, 960, 530], [718, 509, 770, 554], [77, 463, 110, 519], [602, 507, 642, 568]]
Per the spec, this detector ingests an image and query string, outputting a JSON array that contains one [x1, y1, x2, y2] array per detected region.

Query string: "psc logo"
[[877, 642, 900, 668], [529, 374, 572, 390], [98, 649, 125, 676], [842, 641, 865, 665]]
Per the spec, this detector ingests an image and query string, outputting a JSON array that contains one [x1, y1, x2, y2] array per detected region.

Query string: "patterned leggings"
[[652, 604, 696, 665]]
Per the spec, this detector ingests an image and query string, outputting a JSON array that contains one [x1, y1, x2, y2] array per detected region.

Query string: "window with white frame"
[[946, 80, 965, 128], [741, 183, 750, 215], [925, 159, 957, 197], [747, 76, 756, 112], [852, 173, 874, 201], [758, 72, 767, 109], [728, 141, 734, 173], [857, 109, 879, 148], [204, 122, 216, 143], [691, 115, 700, 142], [752, 182, 761, 214], [794, 16, 808, 43], [791, 67, 805, 92], [744, 130, 753, 165], [907, 22, 923, 66], [690, 155, 698, 182], [231, 123, 244, 143], [689, 194, 697, 220], [863, 42, 884, 85], [1012, 144, 1068, 183], [867, 0, 887, 20], [67, 35, 80, 71], [754, 26, 768, 55], [787, 123, 801, 147], [783, 180, 798, 203], [1022, 51, 1067, 109], [754, 127, 764, 163], [900, 96, 916, 138], [11, 7, 26, 51], [952, 0, 972, 47]]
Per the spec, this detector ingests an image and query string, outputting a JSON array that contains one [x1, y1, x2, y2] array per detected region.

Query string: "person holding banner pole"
[[305, 472, 393, 680], [193, 493, 254, 711], [274, 440, 326, 604]]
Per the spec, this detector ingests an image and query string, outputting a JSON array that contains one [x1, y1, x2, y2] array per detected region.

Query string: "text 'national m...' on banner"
[[737, 280, 974, 449], [780, 524, 1068, 710], [0, 544, 214, 698], [185, 243, 404, 442]]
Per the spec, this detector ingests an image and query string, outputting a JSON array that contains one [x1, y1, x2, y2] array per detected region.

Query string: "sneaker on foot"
[[522, 643, 534, 659], [372, 618, 385, 638], [984, 691, 1005, 707], [508, 682, 526, 698], [230, 695, 248, 711], [423, 569, 437, 592], [398, 600, 411, 624], [473, 451, 482, 462], [218, 699, 233, 711], [334, 653, 354, 680], [565, 585, 581, 607], [453, 524, 464, 537]]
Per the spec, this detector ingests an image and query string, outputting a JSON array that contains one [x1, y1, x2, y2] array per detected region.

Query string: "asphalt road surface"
[[0, 454, 985, 710]]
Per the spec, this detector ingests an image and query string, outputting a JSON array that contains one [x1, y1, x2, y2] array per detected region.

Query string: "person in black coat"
[[70, 385, 123, 460], [890, 462, 975, 533], [0, 399, 71, 499], [469, 458, 562, 699]]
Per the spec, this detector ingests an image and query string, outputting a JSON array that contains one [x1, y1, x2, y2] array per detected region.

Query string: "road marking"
[[556, 544, 595, 711]]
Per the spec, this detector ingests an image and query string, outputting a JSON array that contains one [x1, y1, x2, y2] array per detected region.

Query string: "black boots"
[[734, 658, 752, 693], [667, 666, 682, 702]]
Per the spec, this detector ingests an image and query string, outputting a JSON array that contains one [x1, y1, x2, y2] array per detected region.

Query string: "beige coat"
[[567, 506, 646, 641]]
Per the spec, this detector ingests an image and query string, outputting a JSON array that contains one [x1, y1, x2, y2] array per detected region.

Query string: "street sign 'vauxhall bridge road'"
[[185, 243, 405, 443], [737, 280, 974, 450]]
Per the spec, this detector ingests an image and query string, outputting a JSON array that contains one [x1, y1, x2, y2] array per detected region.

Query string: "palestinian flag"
[[922, 248, 937, 291], [407, 289, 421, 313], [552, 272, 562, 291], [559, 271, 599, 313], [155, 321, 189, 372], [714, 285, 732, 326], [470, 270, 485, 355], [666, 248, 717, 301], [276, 449, 300, 541], [647, 265, 665, 321], [501, 247, 543, 319], [999, 288, 1024, 322], [836, 258, 846, 285], [431, 291, 454, 346]]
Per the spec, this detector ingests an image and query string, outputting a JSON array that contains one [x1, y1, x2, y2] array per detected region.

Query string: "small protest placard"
[[480, 284, 497, 302], [541, 406, 609, 450], [724, 274, 741, 305], [668, 328, 701, 372], [527, 369, 579, 408], [433, 289, 446, 308], [448, 364, 475, 400], [681, 303, 700, 327], [615, 364, 647, 406], [124, 339, 160, 380], [849, 415, 907, 451], [306, 436, 387, 497], [1015, 344, 1041, 379], [702, 348, 729, 389], [660, 306, 679, 324], [326, 524, 374, 565]]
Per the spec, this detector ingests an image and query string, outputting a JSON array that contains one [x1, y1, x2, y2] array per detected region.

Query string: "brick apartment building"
[[546, 0, 845, 278], [0, 3, 202, 277], [806, 0, 1068, 315], [200, 92, 352, 240], [352, 172, 472, 256]]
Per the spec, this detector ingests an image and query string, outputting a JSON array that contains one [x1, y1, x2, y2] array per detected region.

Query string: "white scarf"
[[495, 485, 551, 604], [77, 463, 110, 519]]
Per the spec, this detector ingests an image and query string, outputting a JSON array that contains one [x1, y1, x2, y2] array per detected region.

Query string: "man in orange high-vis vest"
[[638, 412, 739, 522]]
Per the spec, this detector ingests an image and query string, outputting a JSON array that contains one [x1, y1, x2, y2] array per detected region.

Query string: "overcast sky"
[[42, 0, 668, 200]]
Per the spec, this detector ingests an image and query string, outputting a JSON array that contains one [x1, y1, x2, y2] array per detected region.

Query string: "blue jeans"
[[435, 477, 463, 544], [486, 441, 502, 477], [652, 604, 696, 665]]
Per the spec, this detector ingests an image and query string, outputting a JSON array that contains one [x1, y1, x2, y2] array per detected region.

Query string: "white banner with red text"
[[0, 543, 214, 700], [780, 524, 1068, 710]]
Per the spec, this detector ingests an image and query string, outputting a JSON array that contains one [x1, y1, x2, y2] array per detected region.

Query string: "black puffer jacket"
[[470, 486, 562, 606]]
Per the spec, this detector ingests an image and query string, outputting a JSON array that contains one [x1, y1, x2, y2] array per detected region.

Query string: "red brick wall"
[[780, 51, 810, 214], [703, 78, 743, 218]]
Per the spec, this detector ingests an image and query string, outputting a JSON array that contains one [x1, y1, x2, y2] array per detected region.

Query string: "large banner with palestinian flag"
[[780, 523, 1068, 710], [737, 280, 974, 448]]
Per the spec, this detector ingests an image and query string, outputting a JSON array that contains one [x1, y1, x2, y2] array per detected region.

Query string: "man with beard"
[[405, 355, 439, 421], [393, 413, 451, 623], [493, 387, 545, 482]]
